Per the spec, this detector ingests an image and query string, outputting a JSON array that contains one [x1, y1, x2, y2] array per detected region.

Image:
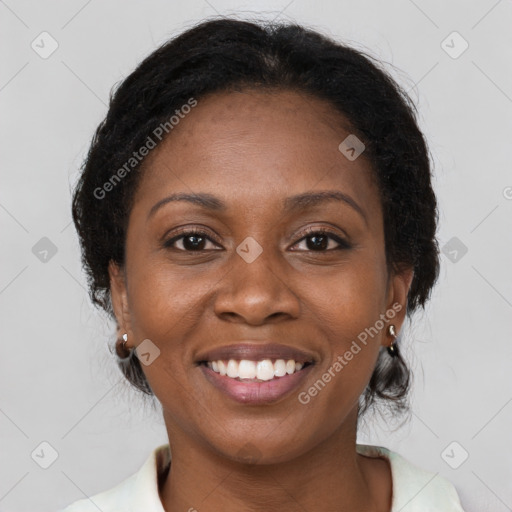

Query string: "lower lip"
[[200, 364, 315, 405]]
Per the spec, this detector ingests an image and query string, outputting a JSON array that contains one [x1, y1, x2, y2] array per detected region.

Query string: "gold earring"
[[116, 332, 132, 359], [387, 324, 399, 357]]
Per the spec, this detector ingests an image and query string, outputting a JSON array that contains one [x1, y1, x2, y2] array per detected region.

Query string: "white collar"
[[62, 443, 465, 511]]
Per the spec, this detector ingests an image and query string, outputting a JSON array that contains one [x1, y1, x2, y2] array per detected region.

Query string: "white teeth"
[[256, 359, 274, 381], [206, 358, 309, 380], [238, 360, 257, 379], [274, 359, 287, 377], [226, 359, 238, 378]]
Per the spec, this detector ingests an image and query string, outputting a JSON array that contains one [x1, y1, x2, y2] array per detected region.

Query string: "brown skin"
[[109, 89, 414, 512]]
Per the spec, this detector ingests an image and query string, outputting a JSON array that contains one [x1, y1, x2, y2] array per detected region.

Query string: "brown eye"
[[292, 228, 351, 252], [163, 229, 221, 252]]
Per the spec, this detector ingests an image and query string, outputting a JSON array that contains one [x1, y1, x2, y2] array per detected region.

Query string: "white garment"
[[60, 443, 466, 511]]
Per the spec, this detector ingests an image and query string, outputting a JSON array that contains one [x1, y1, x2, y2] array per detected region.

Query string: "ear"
[[108, 260, 133, 343], [382, 266, 414, 346]]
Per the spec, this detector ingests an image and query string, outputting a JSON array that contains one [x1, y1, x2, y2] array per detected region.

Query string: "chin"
[[206, 425, 316, 466]]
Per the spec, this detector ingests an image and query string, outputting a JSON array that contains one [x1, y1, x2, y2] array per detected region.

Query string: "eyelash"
[[163, 226, 351, 252]]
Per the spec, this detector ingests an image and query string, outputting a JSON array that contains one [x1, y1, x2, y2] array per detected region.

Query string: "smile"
[[199, 359, 315, 405], [204, 358, 310, 381]]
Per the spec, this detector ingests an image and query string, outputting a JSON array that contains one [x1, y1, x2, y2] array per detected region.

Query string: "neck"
[[159, 408, 390, 512]]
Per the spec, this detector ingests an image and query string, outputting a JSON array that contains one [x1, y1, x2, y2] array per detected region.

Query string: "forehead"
[[134, 89, 379, 217]]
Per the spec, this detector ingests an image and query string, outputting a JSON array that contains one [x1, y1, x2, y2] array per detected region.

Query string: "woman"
[[62, 17, 466, 512]]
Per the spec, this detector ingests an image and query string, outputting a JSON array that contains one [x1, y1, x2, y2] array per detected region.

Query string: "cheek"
[[125, 251, 201, 331], [123, 265, 202, 424], [299, 251, 388, 405], [122, 253, 222, 403], [311, 248, 389, 342]]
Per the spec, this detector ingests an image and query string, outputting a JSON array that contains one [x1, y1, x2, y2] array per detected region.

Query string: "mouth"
[[198, 358, 314, 382], [195, 343, 317, 404]]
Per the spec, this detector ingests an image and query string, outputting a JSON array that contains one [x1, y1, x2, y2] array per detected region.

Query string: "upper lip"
[[196, 343, 316, 364]]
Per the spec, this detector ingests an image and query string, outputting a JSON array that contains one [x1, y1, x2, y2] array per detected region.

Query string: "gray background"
[[1, 1, 511, 511]]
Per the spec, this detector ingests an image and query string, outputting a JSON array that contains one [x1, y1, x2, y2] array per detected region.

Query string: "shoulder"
[[356, 443, 466, 512], [58, 444, 170, 512], [58, 471, 138, 512]]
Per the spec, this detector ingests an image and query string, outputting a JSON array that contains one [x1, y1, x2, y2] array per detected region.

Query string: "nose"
[[213, 245, 301, 326]]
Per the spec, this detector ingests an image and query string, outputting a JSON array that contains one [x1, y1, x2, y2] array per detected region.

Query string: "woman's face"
[[110, 89, 412, 463]]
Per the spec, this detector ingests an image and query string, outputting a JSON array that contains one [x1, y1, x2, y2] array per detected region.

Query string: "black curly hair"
[[72, 16, 440, 420]]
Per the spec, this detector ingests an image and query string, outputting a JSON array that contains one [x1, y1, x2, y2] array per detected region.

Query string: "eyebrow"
[[148, 190, 367, 223]]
